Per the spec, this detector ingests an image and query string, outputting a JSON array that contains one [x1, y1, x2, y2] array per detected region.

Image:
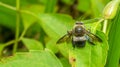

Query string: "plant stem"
[[19, 29, 27, 40], [4, 38, 22, 48], [93, 18, 104, 33], [103, 20, 108, 33], [5, 40, 15, 47], [13, 0, 20, 54], [0, 2, 38, 20], [0, 2, 16, 10]]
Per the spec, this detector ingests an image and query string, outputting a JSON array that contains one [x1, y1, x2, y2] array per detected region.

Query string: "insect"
[[56, 21, 102, 48]]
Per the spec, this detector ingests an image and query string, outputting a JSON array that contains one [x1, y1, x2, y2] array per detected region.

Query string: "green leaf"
[[21, 12, 37, 29], [0, 50, 63, 67], [45, 0, 57, 13], [46, 39, 59, 53], [58, 43, 70, 58], [0, 5, 17, 31], [105, 6, 120, 67], [60, 57, 71, 67], [0, 0, 38, 31], [21, 4, 45, 14], [38, 14, 74, 38], [96, 31, 109, 65], [69, 31, 108, 67], [22, 38, 43, 50], [38, 14, 74, 57], [21, 4, 45, 29]]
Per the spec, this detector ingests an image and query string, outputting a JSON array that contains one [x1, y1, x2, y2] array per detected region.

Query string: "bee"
[[56, 21, 102, 48]]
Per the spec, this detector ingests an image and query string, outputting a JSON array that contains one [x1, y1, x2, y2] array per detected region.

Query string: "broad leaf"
[[46, 39, 59, 53], [105, 7, 120, 67], [0, 50, 63, 67], [60, 57, 71, 67], [21, 4, 45, 29], [69, 31, 108, 67], [22, 38, 43, 50], [38, 14, 74, 57], [0, 5, 17, 31], [38, 14, 74, 38]]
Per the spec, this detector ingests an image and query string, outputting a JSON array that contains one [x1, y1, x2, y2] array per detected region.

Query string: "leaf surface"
[[0, 50, 63, 67]]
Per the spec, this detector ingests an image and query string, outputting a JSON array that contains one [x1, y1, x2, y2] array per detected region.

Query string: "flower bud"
[[103, 0, 119, 19]]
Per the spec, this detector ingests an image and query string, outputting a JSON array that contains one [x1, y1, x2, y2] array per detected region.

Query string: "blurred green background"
[[0, 0, 120, 67], [0, 0, 110, 46]]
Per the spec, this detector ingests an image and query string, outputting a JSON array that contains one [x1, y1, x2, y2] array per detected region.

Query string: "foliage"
[[105, 6, 120, 67], [0, 0, 120, 67], [0, 50, 63, 67]]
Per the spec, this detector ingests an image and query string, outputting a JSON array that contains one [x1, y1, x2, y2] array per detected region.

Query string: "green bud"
[[103, 0, 119, 19]]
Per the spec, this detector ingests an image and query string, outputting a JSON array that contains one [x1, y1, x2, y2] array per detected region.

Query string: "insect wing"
[[56, 34, 71, 44], [86, 30, 102, 44]]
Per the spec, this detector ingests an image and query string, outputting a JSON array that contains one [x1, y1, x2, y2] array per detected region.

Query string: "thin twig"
[[93, 18, 104, 33], [13, 0, 20, 54], [103, 20, 108, 33], [0, 2, 39, 20], [0, 2, 16, 10]]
